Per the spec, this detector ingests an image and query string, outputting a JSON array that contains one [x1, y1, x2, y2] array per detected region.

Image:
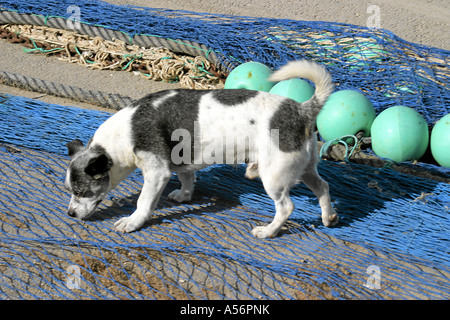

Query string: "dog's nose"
[[68, 208, 77, 218]]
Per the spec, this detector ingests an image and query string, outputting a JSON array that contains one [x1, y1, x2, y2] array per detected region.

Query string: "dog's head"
[[65, 139, 113, 220]]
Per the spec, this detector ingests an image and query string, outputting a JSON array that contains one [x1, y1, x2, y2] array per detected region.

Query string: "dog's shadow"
[[87, 162, 440, 232], [86, 170, 247, 227]]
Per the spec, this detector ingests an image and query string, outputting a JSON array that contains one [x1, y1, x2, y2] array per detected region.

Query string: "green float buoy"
[[224, 62, 274, 92], [269, 78, 315, 103], [316, 90, 376, 142], [430, 113, 450, 167], [371, 106, 429, 163]]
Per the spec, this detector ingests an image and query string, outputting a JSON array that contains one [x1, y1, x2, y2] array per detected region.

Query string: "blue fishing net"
[[0, 0, 449, 299]]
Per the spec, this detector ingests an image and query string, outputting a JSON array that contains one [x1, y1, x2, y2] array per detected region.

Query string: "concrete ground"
[[114, 0, 449, 50]]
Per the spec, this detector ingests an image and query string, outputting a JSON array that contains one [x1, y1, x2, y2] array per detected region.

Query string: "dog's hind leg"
[[115, 157, 172, 233], [251, 157, 298, 238], [168, 171, 196, 203], [301, 157, 339, 227], [252, 182, 294, 238]]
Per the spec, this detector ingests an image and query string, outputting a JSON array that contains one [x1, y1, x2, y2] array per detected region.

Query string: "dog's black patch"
[[69, 167, 96, 198], [85, 152, 113, 177], [67, 139, 84, 158], [131, 89, 209, 162], [212, 89, 258, 106], [270, 99, 311, 152]]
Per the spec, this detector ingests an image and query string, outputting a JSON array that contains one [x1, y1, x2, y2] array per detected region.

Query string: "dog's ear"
[[67, 139, 84, 158], [85, 153, 113, 178]]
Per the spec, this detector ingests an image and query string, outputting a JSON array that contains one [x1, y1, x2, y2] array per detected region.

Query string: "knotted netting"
[[0, 0, 449, 299]]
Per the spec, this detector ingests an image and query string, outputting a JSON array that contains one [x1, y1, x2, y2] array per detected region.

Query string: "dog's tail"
[[269, 60, 333, 117]]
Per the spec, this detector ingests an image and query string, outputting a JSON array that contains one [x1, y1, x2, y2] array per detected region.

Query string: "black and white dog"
[[65, 60, 338, 238]]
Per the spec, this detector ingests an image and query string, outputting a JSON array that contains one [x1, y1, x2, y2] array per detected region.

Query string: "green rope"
[[22, 39, 64, 54], [196, 60, 214, 75], [121, 58, 135, 70], [73, 46, 95, 64], [121, 53, 143, 70], [319, 135, 361, 162]]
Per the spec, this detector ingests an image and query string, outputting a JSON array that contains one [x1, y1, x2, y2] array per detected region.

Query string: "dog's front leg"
[[114, 164, 171, 233]]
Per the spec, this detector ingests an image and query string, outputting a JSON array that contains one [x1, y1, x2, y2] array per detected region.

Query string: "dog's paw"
[[167, 189, 192, 203], [322, 213, 339, 227], [114, 216, 145, 233], [251, 226, 277, 239]]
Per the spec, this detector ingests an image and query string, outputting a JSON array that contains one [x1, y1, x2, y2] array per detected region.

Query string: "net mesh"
[[0, 0, 449, 300]]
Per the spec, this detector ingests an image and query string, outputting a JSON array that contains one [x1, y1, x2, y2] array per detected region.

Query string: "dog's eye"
[[73, 190, 85, 198], [73, 189, 95, 198]]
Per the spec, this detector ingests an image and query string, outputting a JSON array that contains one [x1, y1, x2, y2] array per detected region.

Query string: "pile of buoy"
[[224, 61, 449, 168]]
